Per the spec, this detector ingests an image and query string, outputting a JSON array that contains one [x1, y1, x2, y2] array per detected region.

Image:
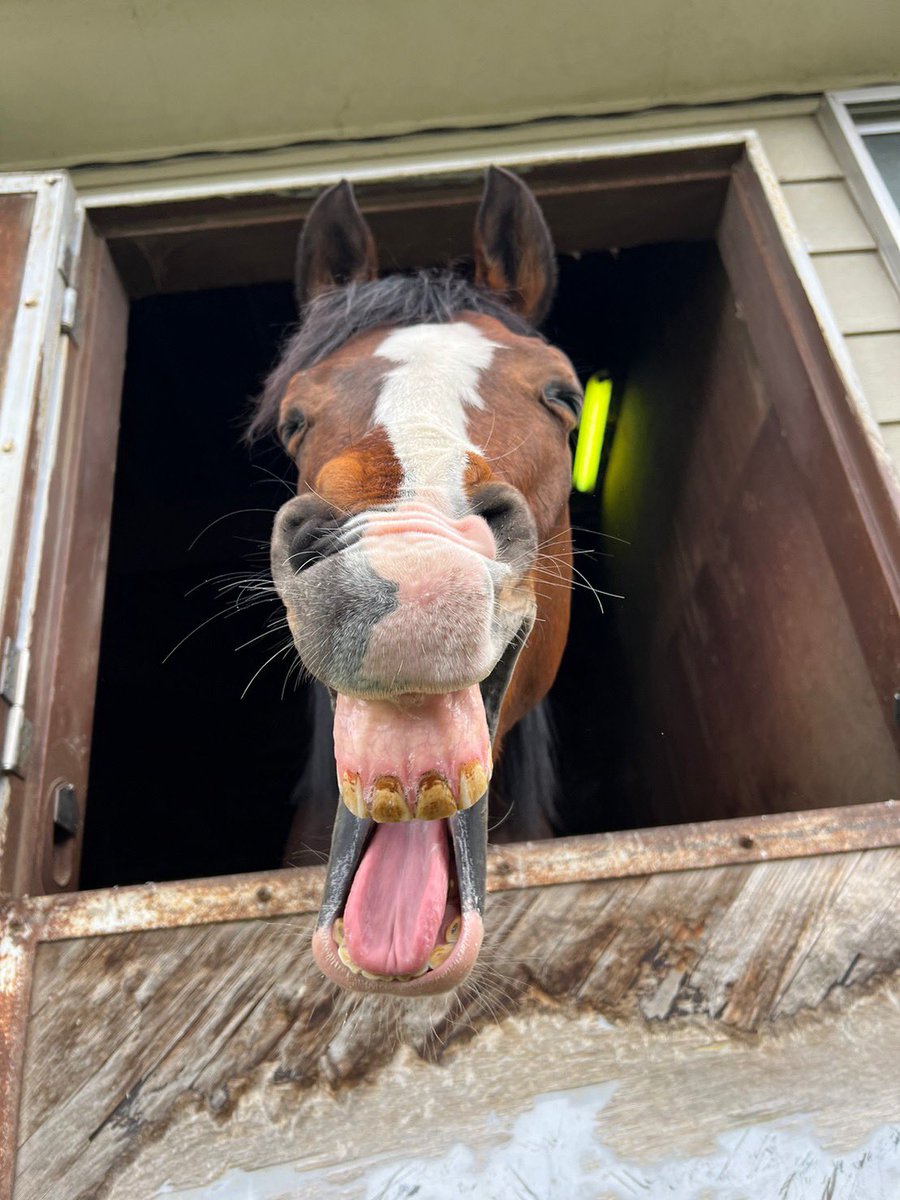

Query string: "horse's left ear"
[[295, 179, 378, 310], [473, 166, 557, 325]]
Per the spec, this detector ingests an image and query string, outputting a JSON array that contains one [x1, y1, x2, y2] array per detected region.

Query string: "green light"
[[572, 373, 612, 493]]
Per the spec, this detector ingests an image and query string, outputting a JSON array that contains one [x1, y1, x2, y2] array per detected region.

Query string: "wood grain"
[[14, 847, 900, 1199]]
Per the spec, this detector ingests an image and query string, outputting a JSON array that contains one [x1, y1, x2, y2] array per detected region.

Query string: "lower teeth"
[[335, 927, 454, 981]]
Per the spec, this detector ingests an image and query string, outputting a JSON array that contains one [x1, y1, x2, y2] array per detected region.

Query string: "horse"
[[250, 167, 582, 996]]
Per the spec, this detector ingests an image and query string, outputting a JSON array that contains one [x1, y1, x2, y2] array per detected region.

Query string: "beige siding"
[[755, 117, 844, 182], [753, 115, 900, 472], [845, 333, 900, 423], [782, 181, 877, 252]]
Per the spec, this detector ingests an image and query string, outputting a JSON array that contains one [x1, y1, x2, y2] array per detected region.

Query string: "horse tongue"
[[343, 820, 450, 977]]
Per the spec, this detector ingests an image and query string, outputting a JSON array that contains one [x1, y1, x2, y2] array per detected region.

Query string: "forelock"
[[247, 270, 540, 442]]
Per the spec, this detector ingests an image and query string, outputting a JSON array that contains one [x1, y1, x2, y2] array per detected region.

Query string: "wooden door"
[[0, 174, 128, 898]]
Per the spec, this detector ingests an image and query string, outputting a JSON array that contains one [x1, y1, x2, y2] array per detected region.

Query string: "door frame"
[[2, 127, 900, 1195]]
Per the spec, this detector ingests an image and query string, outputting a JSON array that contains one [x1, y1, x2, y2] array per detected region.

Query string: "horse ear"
[[295, 180, 378, 310], [473, 166, 557, 325]]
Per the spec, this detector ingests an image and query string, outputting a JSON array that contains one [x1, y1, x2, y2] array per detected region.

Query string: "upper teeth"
[[338, 759, 490, 822]]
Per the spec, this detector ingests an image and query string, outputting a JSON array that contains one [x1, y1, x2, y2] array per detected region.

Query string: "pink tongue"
[[343, 820, 450, 976]]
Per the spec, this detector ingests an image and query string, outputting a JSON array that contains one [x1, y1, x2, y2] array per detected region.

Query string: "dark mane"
[[248, 269, 540, 441]]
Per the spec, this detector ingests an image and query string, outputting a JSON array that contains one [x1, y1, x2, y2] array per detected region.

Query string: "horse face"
[[261, 171, 579, 994], [270, 316, 579, 700]]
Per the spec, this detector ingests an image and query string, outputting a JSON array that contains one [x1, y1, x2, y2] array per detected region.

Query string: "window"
[[1, 136, 899, 900], [821, 87, 900, 290]]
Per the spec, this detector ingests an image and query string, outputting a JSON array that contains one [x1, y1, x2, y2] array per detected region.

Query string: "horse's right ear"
[[295, 180, 378, 311], [473, 166, 557, 325]]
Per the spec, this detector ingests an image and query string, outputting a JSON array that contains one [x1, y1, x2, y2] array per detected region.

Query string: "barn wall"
[[14, 847, 900, 1198], [70, 101, 900, 479], [0, 0, 897, 170]]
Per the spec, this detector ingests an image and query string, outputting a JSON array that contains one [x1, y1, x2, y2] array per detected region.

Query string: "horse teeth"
[[445, 916, 461, 944], [337, 945, 361, 974], [429, 943, 453, 969], [371, 776, 410, 823], [332, 918, 344, 946], [458, 761, 488, 809], [339, 771, 367, 818], [416, 773, 456, 820]]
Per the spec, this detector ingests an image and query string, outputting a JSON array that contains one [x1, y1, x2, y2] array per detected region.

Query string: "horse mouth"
[[312, 802, 486, 995], [312, 686, 492, 994]]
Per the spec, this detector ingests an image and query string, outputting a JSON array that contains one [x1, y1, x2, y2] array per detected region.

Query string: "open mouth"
[[312, 685, 493, 994]]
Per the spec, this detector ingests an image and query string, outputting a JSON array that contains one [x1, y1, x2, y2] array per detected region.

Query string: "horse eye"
[[542, 383, 583, 422], [278, 409, 307, 451]]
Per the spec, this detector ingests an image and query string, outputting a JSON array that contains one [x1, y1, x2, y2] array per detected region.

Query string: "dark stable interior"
[[80, 240, 899, 888]]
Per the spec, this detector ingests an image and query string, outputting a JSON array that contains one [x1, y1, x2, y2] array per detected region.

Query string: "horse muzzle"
[[271, 489, 536, 994]]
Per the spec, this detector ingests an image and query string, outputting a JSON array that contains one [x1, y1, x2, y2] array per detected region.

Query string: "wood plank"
[[13, 848, 900, 1199], [0, 193, 35, 382], [783, 180, 876, 252], [718, 160, 900, 741], [11, 227, 128, 895]]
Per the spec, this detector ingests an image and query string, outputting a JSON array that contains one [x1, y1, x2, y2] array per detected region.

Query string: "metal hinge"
[[60, 285, 80, 342], [1, 637, 32, 776], [57, 204, 84, 344]]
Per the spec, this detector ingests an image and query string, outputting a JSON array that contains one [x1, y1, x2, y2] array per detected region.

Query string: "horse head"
[[256, 168, 581, 994]]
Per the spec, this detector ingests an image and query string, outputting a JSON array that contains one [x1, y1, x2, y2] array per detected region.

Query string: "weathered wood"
[[21, 801, 899, 942], [14, 848, 900, 1198], [14, 224, 128, 896]]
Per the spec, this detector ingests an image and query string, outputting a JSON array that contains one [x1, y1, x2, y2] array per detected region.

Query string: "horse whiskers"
[[232, 620, 290, 654], [250, 463, 297, 498], [240, 640, 296, 699], [187, 507, 280, 553]]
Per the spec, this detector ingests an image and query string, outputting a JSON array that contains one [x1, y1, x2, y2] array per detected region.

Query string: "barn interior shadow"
[[81, 243, 723, 888]]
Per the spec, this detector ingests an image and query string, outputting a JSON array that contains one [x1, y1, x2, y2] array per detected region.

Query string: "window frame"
[[820, 87, 900, 292]]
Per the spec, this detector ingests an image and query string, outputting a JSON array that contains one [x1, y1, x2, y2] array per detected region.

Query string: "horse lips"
[[332, 687, 491, 978]]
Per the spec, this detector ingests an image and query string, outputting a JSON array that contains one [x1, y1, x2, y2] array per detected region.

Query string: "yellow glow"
[[572, 374, 612, 493]]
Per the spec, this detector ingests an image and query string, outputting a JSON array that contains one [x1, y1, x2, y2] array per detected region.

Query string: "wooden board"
[[13, 846, 900, 1198]]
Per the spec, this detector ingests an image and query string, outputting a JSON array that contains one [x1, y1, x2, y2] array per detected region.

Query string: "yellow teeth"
[[416, 773, 457, 820], [371, 776, 410, 823], [458, 761, 489, 810], [338, 944, 361, 974], [335, 941, 453, 980], [445, 916, 461, 944], [428, 943, 453, 969], [341, 760, 491, 821], [339, 771, 366, 819], [332, 918, 344, 946]]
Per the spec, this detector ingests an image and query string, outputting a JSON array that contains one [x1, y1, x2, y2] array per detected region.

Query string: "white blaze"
[[373, 323, 499, 504]]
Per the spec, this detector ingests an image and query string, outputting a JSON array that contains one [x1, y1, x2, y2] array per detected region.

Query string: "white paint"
[[155, 1084, 900, 1200], [373, 323, 499, 504]]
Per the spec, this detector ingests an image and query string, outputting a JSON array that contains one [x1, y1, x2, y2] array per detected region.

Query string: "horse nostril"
[[469, 485, 533, 555], [278, 500, 349, 573], [286, 515, 323, 572]]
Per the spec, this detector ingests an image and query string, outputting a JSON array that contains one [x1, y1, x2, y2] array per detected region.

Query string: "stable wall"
[[0, 0, 898, 168]]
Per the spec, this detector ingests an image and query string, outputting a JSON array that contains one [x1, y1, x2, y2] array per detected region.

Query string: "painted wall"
[[0, 0, 898, 169]]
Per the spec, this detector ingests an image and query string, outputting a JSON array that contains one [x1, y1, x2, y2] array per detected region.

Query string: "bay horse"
[[252, 168, 581, 996]]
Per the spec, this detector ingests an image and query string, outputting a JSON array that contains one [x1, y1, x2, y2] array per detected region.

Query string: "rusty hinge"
[[1, 637, 32, 776]]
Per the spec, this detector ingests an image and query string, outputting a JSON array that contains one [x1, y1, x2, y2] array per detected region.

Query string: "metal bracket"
[[60, 284, 80, 343], [1, 637, 31, 776], [0, 637, 21, 705]]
